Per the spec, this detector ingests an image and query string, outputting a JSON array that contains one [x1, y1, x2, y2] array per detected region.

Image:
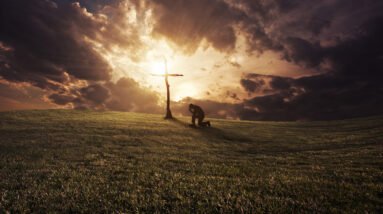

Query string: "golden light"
[[173, 83, 199, 101], [148, 60, 165, 75]]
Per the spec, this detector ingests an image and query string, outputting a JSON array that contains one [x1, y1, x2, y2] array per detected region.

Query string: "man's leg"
[[198, 116, 211, 127], [191, 115, 197, 126], [198, 116, 204, 126], [200, 121, 211, 127]]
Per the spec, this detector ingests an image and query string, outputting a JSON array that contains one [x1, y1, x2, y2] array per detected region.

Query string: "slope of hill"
[[0, 110, 382, 212]]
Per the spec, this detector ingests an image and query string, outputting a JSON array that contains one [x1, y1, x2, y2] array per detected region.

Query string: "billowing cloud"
[[174, 12, 383, 121], [149, 0, 244, 53], [240, 78, 265, 94], [49, 77, 162, 112], [0, 0, 112, 89], [150, 0, 383, 69], [180, 71, 383, 121], [105, 78, 161, 113], [1, 0, 383, 121], [0, 0, 158, 113], [0, 79, 55, 111]]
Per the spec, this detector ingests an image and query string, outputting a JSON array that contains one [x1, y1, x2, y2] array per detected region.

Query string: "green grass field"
[[0, 110, 382, 212]]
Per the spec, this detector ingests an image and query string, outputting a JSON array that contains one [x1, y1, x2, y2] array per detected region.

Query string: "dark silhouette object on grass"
[[152, 59, 183, 119], [189, 104, 211, 127]]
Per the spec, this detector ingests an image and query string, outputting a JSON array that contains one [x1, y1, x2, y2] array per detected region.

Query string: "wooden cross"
[[153, 59, 183, 119]]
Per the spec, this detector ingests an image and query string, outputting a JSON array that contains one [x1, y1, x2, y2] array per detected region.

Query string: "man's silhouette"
[[189, 104, 211, 127]]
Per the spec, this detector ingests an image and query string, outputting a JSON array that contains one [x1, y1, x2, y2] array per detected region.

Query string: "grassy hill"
[[0, 110, 382, 212]]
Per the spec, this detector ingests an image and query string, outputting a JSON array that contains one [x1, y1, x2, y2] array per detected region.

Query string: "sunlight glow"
[[84, 5, 312, 106], [148, 60, 165, 75], [173, 83, 198, 101]]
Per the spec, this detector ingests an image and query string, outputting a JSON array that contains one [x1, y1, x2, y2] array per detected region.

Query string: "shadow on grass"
[[170, 118, 253, 143]]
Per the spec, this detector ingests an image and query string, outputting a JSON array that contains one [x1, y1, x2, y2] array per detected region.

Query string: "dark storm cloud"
[[270, 76, 291, 90], [148, 0, 294, 53], [0, 0, 160, 113], [149, 0, 246, 53], [237, 15, 383, 121], [270, 0, 383, 71], [252, 24, 382, 120], [80, 84, 110, 105], [0, 79, 55, 111], [1, 0, 383, 120], [148, 0, 329, 55], [282, 37, 324, 68], [105, 78, 161, 113], [185, 71, 382, 121], [57, 0, 123, 12], [240, 73, 294, 95], [150, 0, 383, 67], [240, 77, 265, 94], [280, 14, 383, 78], [49, 77, 162, 112], [0, 0, 114, 89], [327, 18, 383, 76], [218, 11, 383, 121], [240, 75, 383, 121], [232, 0, 383, 120], [48, 93, 77, 106], [0, 0, 144, 85]]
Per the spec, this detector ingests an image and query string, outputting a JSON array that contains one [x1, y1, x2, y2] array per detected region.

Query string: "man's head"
[[189, 104, 194, 109]]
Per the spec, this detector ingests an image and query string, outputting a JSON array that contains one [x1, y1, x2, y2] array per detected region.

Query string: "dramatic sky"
[[1, 0, 383, 120]]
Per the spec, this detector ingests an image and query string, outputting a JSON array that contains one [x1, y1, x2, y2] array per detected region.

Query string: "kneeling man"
[[189, 104, 211, 127]]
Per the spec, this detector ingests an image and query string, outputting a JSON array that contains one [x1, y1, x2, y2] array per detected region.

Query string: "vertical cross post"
[[164, 59, 172, 119], [153, 59, 183, 119]]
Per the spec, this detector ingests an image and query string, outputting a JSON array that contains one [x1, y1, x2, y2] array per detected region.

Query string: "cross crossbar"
[[151, 74, 184, 77]]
